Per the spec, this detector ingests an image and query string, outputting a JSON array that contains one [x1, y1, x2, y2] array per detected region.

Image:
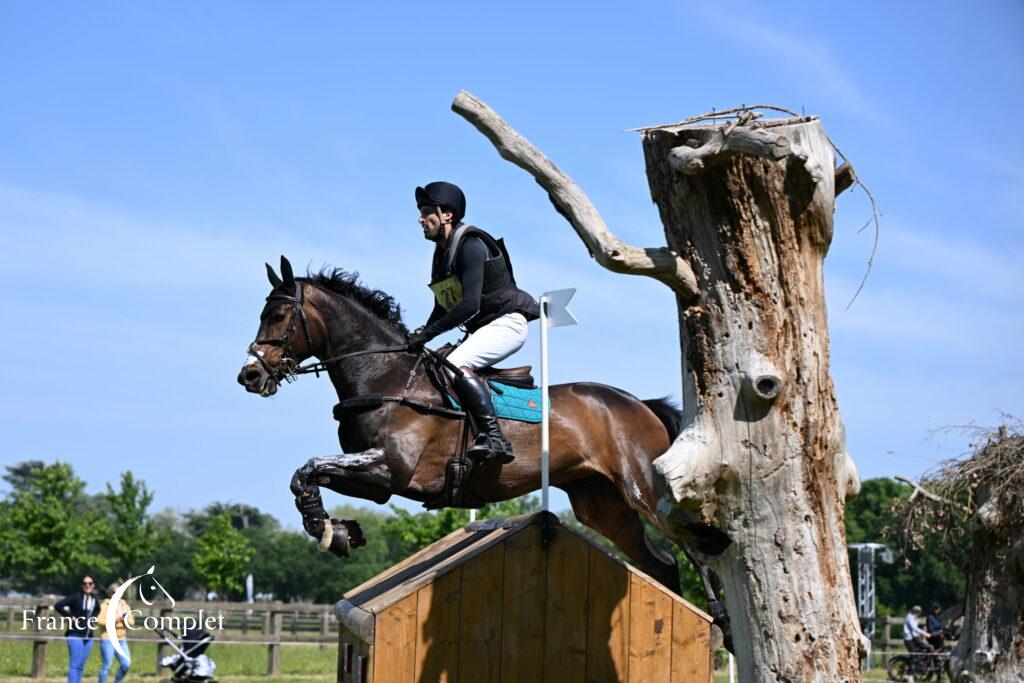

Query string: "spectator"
[[903, 605, 932, 680], [98, 582, 133, 683], [926, 601, 945, 651], [54, 575, 101, 683]]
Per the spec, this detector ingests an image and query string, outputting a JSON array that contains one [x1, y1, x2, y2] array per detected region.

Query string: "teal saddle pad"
[[447, 381, 545, 423]]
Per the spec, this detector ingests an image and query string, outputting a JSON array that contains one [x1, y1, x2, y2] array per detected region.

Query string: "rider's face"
[[418, 205, 453, 241]]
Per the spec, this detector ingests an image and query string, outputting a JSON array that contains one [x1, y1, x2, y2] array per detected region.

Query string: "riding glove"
[[407, 326, 432, 349]]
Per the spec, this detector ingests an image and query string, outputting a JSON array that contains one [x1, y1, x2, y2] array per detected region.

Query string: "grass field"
[[0, 640, 336, 679], [1, 639, 896, 681]]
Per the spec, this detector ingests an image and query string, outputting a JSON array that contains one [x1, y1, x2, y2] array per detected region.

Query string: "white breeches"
[[446, 312, 528, 371]]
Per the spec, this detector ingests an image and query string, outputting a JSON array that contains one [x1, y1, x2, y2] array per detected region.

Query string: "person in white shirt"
[[902, 605, 932, 679]]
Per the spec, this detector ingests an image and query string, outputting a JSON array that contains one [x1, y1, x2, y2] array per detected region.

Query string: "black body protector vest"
[[429, 224, 540, 332]]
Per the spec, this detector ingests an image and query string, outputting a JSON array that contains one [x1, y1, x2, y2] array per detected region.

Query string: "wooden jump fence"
[[0, 597, 336, 679]]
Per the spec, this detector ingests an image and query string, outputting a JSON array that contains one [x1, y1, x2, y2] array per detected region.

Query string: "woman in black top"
[[54, 575, 101, 683]]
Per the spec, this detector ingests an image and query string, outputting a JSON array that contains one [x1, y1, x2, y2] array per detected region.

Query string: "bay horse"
[[237, 257, 729, 607]]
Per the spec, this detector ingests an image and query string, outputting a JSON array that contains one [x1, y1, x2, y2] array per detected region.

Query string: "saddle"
[[479, 365, 534, 388], [434, 343, 536, 389]]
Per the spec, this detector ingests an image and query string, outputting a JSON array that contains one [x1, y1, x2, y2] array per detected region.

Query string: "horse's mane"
[[301, 267, 408, 334]]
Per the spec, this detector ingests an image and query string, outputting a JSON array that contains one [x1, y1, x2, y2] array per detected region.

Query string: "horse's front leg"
[[289, 449, 392, 557]]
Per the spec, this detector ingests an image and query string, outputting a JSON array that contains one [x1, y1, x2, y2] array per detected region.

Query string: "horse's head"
[[237, 256, 321, 397]]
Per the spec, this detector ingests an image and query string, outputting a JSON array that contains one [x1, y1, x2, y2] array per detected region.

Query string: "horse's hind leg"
[[290, 450, 392, 557], [560, 476, 681, 595]]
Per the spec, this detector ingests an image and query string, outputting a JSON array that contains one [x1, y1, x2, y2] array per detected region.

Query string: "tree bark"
[[453, 93, 863, 681], [949, 482, 1024, 681], [643, 119, 863, 681]]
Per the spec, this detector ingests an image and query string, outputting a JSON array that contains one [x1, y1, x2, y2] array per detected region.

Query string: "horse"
[[236, 257, 729, 608]]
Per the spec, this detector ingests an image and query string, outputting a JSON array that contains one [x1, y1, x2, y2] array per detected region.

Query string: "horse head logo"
[[106, 566, 175, 659]]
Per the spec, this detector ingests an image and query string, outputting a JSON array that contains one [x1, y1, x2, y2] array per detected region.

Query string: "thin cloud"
[[0, 184, 418, 294], [686, 4, 884, 122], [967, 151, 1024, 222], [827, 268, 1024, 356]]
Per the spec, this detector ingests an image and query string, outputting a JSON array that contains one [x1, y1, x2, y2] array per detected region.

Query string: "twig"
[[630, 104, 809, 132], [895, 476, 972, 514], [842, 178, 881, 310]]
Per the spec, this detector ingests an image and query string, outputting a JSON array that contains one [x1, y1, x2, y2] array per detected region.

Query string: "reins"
[[247, 283, 466, 418], [291, 344, 413, 377]]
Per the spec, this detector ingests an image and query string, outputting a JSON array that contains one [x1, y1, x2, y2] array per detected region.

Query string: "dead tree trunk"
[[452, 92, 864, 681], [642, 118, 864, 681], [951, 482, 1024, 681], [897, 431, 1024, 681]]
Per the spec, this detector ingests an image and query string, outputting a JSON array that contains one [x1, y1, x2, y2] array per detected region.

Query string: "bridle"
[[247, 281, 317, 383], [247, 280, 453, 384], [245, 281, 466, 421]]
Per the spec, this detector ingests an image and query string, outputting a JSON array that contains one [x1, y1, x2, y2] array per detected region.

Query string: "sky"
[[1, 1, 1021, 532]]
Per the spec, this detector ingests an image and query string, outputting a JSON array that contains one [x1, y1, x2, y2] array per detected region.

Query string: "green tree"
[[0, 461, 110, 593], [1, 460, 46, 491], [102, 471, 158, 579], [382, 496, 540, 557], [185, 502, 278, 537], [192, 511, 253, 598], [844, 477, 966, 614], [150, 508, 199, 599]]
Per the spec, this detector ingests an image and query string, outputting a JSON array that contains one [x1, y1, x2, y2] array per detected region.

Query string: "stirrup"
[[468, 433, 514, 465]]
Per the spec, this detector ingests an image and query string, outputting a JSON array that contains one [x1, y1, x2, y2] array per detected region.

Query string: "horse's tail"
[[642, 396, 682, 443]]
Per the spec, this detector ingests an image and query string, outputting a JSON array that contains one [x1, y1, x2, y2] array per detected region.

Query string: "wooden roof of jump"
[[335, 511, 711, 641]]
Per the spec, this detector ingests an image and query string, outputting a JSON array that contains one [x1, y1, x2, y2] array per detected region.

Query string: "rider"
[[406, 181, 539, 464]]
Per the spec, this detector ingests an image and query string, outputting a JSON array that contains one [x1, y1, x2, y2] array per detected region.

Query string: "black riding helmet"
[[415, 181, 466, 223]]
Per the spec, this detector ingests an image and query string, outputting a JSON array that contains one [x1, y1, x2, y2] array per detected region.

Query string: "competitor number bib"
[[429, 276, 463, 311]]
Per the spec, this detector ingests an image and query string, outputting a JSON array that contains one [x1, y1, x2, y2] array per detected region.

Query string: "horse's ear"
[[265, 263, 283, 289], [280, 256, 295, 286]]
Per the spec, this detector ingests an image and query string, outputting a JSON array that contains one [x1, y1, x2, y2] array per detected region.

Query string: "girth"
[[333, 393, 465, 421]]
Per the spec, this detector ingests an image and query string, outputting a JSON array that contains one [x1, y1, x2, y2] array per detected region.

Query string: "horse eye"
[[271, 313, 286, 323]]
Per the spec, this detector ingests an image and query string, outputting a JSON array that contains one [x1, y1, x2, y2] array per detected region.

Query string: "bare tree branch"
[[895, 475, 972, 514], [668, 126, 794, 175], [834, 162, 856, 197], [451, 90, 699, 299]]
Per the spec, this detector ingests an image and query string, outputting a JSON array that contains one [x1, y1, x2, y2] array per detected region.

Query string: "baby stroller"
[[155, 626, 218, 683]]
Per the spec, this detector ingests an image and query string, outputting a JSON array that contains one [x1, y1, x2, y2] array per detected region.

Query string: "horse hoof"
[[340, 519, 367, 549], [318, 519, 351, 557]]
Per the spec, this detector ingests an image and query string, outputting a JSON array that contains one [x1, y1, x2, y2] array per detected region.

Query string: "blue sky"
[[1, 1, 1021, 530]]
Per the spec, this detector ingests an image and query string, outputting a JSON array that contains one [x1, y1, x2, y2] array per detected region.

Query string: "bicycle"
[[886, 650, 950, 681]]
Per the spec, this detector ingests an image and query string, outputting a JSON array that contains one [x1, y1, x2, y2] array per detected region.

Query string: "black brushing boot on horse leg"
[[289, 458, 368, 558], [452, 370, 514, 464]]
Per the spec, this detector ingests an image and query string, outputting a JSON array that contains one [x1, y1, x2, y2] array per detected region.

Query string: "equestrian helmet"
[[415, 181, 466, 222]]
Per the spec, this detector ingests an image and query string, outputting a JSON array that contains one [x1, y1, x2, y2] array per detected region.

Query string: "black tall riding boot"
[[453, 372, 514, 464]]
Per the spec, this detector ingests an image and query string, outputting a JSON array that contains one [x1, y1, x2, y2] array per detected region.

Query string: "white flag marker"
[[539, 288, 578, 512]]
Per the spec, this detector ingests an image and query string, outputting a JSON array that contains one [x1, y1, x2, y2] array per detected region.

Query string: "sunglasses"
[[82, 581, 94, 586]]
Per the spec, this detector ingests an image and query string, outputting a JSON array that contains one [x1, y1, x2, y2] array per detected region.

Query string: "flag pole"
[[540, 295, 550, 512]]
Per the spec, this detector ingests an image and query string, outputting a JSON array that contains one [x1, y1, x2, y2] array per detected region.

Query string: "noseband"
[[248, 281, 316, 383]]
